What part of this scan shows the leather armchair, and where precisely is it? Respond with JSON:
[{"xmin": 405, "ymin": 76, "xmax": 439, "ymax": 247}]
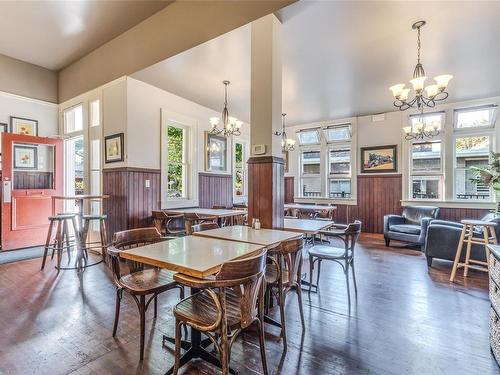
[
  {"xmin": 425, "ymin": 213, "xmax": 500, "ymax": 267},
  {"xmin": 384, "ymin": 206, "xmax": 440, "ymax": 250}
]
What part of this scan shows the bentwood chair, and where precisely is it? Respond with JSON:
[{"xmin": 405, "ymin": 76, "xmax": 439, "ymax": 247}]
[
  {"xmin": 191, "ymin": 222, "xmax": 220, "ymax": 233},
  {"xmin": 308, "ymin": 221, "xmax": 362, "ymax": 309},
  {"xmin": 152, "ymin": 210, "xmax": 186, "ymax": 236},
  {"xmin": 265, "ymin": 237, "xmax": 305, "ymax": 349},
  {"xmin": 172, "ymin": 248, "xmax": 268, "ymax": 375},
  {"xmin": 107, "ymin": 227, "xmax": 185, "ymax": 360},
  {"xmin": 184, "ymin": 212, "xmax": 218, "ymax": 235}
]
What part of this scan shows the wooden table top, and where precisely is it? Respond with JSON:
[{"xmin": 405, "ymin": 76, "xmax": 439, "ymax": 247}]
[
  {"xmin": 193, "ymin": 225, "xmax": 302, "ymax": 247},
  {"xmin": 283, "ymin": 218, "xmax": 335, "ymax": 234},
  {"xmin": 120, "ymin": 235, "xmax": 263, "ymax": 278},
  {"xmin": 165, "ymin": 208, "xmax": 247, "ymax": 218},
  {"xmin": 461, "ymin": 219, "xmax": 497, "ymax": 226},
  {"xmin": 52, "ymin": 194, "xmax": 111, "ymax": 200},
  {"xmin": 285, "ymin": 203, "xmax": 336, "ymax": 210}
]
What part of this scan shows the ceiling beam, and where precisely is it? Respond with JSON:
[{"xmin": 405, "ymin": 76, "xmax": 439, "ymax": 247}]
[{"xmin": 58, "ymin": 0, "xmax": 294, "ymax": 103}]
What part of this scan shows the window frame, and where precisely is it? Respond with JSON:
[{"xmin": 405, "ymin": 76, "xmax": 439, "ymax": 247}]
[
  {"xmin": 233, "ymin": 139, "xmax": 248, "ymax": 200},
  {"xmin": 296, "ymin": 128, "xmax": 321, "ymax": 146},
  {"xmin": 327, "ymin": 143, "xmax": 352, "ymax": 199},
  {"xmin": 409, "ymin": 139, "xmax": 444, "ymax": 201},
  {"xmin": 453, "ymin": 104, "xmax": 498, "ymax": 131},
  {"xmin": 299, "ymin": 147, "xmax": 322, "ymax": 198},
  {"xmin": 165, "ymin": 121, "xmax": 189, "ymax": 200},
  {"xmin": 323, "ymin": 123, "xmax": 352, "ymax": 143}
]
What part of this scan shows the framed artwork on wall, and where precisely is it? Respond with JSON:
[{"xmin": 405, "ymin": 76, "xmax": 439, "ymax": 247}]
[
  {"xmin": 360, "ymin": 145, "xmax": 398, "ymax": 173},
  {"xmin": 104, "ymin": 133, "xmax": 124, "ymax": 163},
  {"xmin": 10, "ymin": 116, "xmax": 38, "ymax": 136},
  {"xmin": 13, "ymin": 145, "xmax": 38, "ymax": 170},
  {"xmin": 205, "ymin": 132, "xmax": 227, "ymax": 172}
]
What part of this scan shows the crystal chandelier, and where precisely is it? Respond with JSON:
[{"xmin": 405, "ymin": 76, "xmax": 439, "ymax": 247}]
[
  {"xmin": 389, "ymin": 21, "xmax": 453, "ymax": 113},
  {"xmin": 209, "ymin": 80, "xmax": 242, "ymax": 137},
  {"xmin": 274, "ymin": 113, "xmax": 295, "ymax": 152}
]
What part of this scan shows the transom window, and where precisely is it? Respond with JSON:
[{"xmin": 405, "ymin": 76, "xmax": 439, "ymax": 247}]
[
  {"xmin": 454, "ymin": 105, "xmax": 497, "ymax": 129},
  {"xmin": 324, "ymin": 124, "xmax": 351, "ymax": 142},
  {"xmin": 64, "ymin": 104, "xmax": 83, "ymax": 133},
  {"xmin": 297, "ymin": 128, "xmax": 320, "ymax": 145}
]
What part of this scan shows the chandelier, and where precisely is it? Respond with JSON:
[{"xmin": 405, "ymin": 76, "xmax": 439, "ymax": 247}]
[
  {"xmin": 274, "ymin": 113, "xmax": 295, "ymax": 152},
  {"xmin": 402, "ymin": 114, "xmax": 440, "ymax": 141},
  {"xmin": 389, "ymin": 20, "xmax": 453, "ymax": 113},
  {"xmin": 209, "ymin": 80, "xmax": 242, "ymax": 137}
]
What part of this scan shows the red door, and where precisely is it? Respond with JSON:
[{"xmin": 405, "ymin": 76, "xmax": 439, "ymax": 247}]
[{"xmin": 1, "ymin": 133, "xmax": 63, "ymax": 250}]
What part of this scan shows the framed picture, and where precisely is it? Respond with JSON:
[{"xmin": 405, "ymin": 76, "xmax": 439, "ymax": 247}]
[
  {"xmin": 13, "ymin": 145, "xmax": 38, "ymax": 170},
  {"xmin": 10, "ymin": 116, "xmax": 38, "ymax": 136},
  {"xmin": 0, "ymin": 122, "xmax": 8, "ymax": 155},
  {"xmin": 205, "ymin": 132, "xmax": 227, "ymax": 172},
  {"xmin": 104, "ymin": 133, "xmax": 124, "ymax": 163},
  {"xmin": 361, "ymin": 145, "xmax": 397, "ymax": 173}
]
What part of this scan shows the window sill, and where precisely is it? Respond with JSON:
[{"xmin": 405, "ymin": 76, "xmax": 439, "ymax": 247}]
[
  {"xmin": 401, "ymin": 199, "xmax": 497, "ymax": 209},
  {"xmin": 294, "ymin": 197, "xmax": 358, "ymax": 206}
]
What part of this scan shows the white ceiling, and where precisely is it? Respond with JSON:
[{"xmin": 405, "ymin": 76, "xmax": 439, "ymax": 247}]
[
  {"xmin": 132, "ymin": 1, "xmax": 500, "ymax": 126},
  {"xmin": 0, "ymin": 0, "xmax": 170, "ymax": 70}
]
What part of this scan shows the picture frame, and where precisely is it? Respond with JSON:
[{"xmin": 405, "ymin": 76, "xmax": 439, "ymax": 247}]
[
  {"xmin": 360, "ymin": 145, "xmax": 397, "ymax": 173},
  {"xmin": 13, "ymin": 145, "xmax": 38, "ymax": 170},
  {"xmin": 10, "ymin": 116, "xmax": 38, "ymax": 136},
  {"xmin": 205, "ymin": 132, "xmax": 227, "ymax": 172},
  {"xmin": 104, "ymin": 133, "xmax": 124, "ymax": 163}
]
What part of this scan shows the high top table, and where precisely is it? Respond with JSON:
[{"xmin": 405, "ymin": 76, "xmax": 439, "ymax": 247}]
[{"xmin": 120, "ymin": 235, "xmax": 264, "ymax": 375}]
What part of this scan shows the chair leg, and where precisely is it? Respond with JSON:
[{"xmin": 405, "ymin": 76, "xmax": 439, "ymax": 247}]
[
  {"xmin": 139, "ymin": 295, "xmax": 146, "ymax": 360},
  {"xmin": 316, "ymin": 259, "xmax": 322, "ymax": 291},
  {"xmin": 351, "ymin": 259, "xmax": 358, "ymax": 296},
  {"xmin": 257, "ymin": 319, "xmax": 268, "ymax": 375},
  {"xmin": 296, "ymin": 284, "xmax": 305, "ymax": 330},
  {"xmin": 100, "ymin": 219, "xmax": 108, "ymax": 263},
  {"xmin": 308, "ymin": 255, "xmax": 314, "ymax": 297},
  {"xmin": 154, "ymin": 295, "xmax": 158, "ymax": 318},
  {"xmin": 426, "ymin": 256, "xmax": 433, "ymax": 267},
  {"xmin": 41, "ymin": 220, "xmax": 54, "ymax": 270},
  {"xmin": 385, "ymin": 238, "xmax": 390, "ymax": 247},
  {"xmin": 63, "ymin": 219, "xmax": 71, "ymax": 263},
  {"xmin": 173, "ymin": 318, "xmax": 182, "ymax": 375},
  {"xmin": 345, "ymin": 261, "xmax": 351, "ymax": 313},
  {"xmin": 55, "ymin": 221, "xmax": 63, "ymax": 270},
  {"xmin": 278, "ymin": 281, "xmax": 287, "ymax": 350},
  {"xmin": 112, "ymin": 288, "xmax": 123, "ymax": 337}
]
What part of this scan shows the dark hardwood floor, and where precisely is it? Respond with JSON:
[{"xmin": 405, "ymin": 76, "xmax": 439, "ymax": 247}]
[{"xmin": 0, "ymin": 234, "xmax": 497, "ymax": 375}]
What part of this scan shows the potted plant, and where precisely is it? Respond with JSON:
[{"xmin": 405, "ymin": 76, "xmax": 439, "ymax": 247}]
[{"xmin": 470, "ymin": 152, "xmax": 500, "ymax": 214}]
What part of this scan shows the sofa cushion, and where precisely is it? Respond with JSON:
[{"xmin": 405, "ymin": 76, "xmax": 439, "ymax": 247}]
[{"xmin": 389, "ymin": 224, "xmax": 421, "ymax": 235}]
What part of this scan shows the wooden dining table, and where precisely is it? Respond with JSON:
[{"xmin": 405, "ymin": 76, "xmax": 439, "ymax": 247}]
[
  {"xmin": 284, "ymin": 203, "xmax": 337, "ymax": 211},
  {"xmin": 283, "ymin": 218, "xmax": 335, "ymax": 234},
  {"xmin": 120, "ymin": 235, "xmax": 264, "ymax": 375},
  {"xmin": 164, "ymin": 207, "xmax": 247, "ymax": 234}
]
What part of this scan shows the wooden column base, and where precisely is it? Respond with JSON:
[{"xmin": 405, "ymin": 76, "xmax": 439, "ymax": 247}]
[{"xmin": 248, "ymin": 156, "xmax": 284, "ymax": 229}]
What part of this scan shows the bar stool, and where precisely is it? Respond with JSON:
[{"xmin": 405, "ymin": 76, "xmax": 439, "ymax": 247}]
[
  {"xmin": 450, "ymin": 219, "xmax": 498, "ymax": 282},
  {"xmin": 41, "ymin": 213, "xmax": 78, "ymax": 270},
  {"xmin": 81, "ymin": 214, "xmax": 109, "ymax": 264}
]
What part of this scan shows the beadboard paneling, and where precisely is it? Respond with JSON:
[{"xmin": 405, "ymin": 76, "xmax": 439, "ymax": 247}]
[{"xmin": 198, "ymin": 173, "xmax": 233, "ymax": 209}]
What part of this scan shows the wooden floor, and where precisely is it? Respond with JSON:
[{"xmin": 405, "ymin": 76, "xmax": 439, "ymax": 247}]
[{"xmin": 0, "ymin": 234, "xmax": 497, "ymax": 375}]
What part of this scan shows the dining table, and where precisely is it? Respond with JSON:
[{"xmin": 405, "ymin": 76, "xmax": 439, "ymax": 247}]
[
  {"xmin": 120, "ymin": 235, "xmax": 264, "ymax": 375},
  {"xmin": 284, "ymin": 203, "xmax": 337, "ymax": 211},
  {"xmin": 51, "ymin": 194, "xmax": 111, "ymax": 271},
  {"xmin": 283, "ymin": 217, "xmax": 335, "ymax": 234},
  {"xmin": 164, "ymin": 207, "xmax": 247, "ymax": 233}
]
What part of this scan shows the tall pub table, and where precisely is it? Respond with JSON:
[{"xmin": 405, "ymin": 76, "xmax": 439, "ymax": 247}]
[{"xmin": 51, "ymin": 194, "xmax": 111, "ymax": 271}]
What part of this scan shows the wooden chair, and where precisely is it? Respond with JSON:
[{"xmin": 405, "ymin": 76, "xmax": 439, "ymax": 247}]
[
  {"xmin": 172, "ymin": 248, "xmax": 268, "ymax": 375},
  {"xmin": 191, "ymin": 222, "xmax": 219, "ymax": 233},
  {"xmin": 184, "ymin": 212, "xmax": 217, "ymax": 235},
  {"xmin": 308, "ymin": 221, "xmax": 362, "ymax": 310},
  {"xmin": 107, "ymin": 227, "xmax": 185, "ymax": 360},
  {"xmin": 265, "ymin": 237, "xmax": 305, "ymax": 349},
  {"xmin": 152, "ymin": 210, "xmax": 186, "ymax": 236},
  {"xmin": 212, "ymin": 205, "xmax": 232, "ymax": 226}
]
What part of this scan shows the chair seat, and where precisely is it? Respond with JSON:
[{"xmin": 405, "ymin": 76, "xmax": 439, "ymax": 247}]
[
  {"xmin": 308, "ymin": 245, "xmax": 351, "ymax": 259},
  {"xmin": 174, "ymin": 289, "xmax": 242, "ymax": 329},
  {"xmin": 120, "ymin": 269, "xmax": 177, "ymax": 294},
  {"xmin": 49, "ymin": 213, "xmax": 76, "ymax": 220},
  {"xmin": 389, "ymin": 224, "xmax": 421, "ymax": 235},
  {"xmin": 82, "ymin": 214, "xmax": 108, "ymax": 220}
]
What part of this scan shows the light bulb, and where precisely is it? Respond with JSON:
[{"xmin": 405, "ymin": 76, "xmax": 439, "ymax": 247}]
[
  {"xmin": 424, "ymin": 125, "xmax": 434, "ymax": 133},
  {"xmin": 410, "ymin": 76, "xmax": 427, "ymax": 92},
  {"xmin": 389, "ymin": 84, "xmax": 406, "ymax": 99},
  {"xmin": 431, "ymin": 121, "xmax": 440, "ymax": 130},
  {"xmin": 399, "ymin": 88, "xmax": 410, "ymax": 101},
  {"xmin": 434, "ymin": 74, "xmax": 453, "ymax": 90},
  {"xmin": 414, "ymin": 122, "xmax": 424, "ymax": 132},
  {"xmin": 235, "ymin": 120, "xmax": 243, "ymax": 129},
  {"xmin": 403, "ymin": 126, "xmax": 412, "ymax": 135},
  {"xmin": 425, "ymin": 84, "xmax": 438, "ymax": 98},
  {"xmin": 209, "ymin": 117, "xmax": 219, "ymax": 126}
]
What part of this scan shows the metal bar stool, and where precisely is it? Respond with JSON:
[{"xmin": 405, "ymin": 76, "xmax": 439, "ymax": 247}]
[
  {"xmin": 450, "ymin": 219, "xmax": 498, "ymax": 282},
  {"xmin": 80, "ymin": 214, "xmax": 109, "ymax": 265},
  {"xmin": 41, "ymin": 213, "xmax": 79, "ymax": 270}
]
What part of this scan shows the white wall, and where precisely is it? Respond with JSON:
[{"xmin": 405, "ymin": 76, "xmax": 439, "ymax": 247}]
[{"xmin": 0, "ymin": 90, "xmax": 58, "ymax": 137}]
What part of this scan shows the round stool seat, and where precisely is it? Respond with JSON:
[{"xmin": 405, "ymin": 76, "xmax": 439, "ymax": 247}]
[
  {"xmin": 82, "ymin": 214, "xmax": 108, "ymax": 220},
  {"xmin": 49, "ymin": 213, "xmax": 76, "ymax": 221},
  {"xmin": 461, "ymin": 219, "xmax": 497, "ymax": 227}
]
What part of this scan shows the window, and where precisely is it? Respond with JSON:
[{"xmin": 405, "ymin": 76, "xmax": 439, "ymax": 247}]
[
  {"xmin": 329, "ymin": 179, "xmax": 351, "ymax": 198},
  {"xmin": 454, "ymin": 105, "xmax": 497, "ymax": 129},
  {"xmin": 166, "ymin": 123, "xmax": 188, "ymax": 199},
  {"xmin": 410, "ymin": 141, "xmax": 443, "ymax": 199},
  {"xmin": 297, "ymin": 128, "xmax": 320, "ymax": 145},
  {"xmin": 328, "ymin": 147, "xmax": 351, "ymax": 198},
  {"xmin": 64, "ymin": 104, "xmax": 83, "ymax": 133},
  {"xmin": 90, "ymin": 100, "xmax": 100, "ymax": 127},
  {"xmin": 234, "ymin": 142, "xmax": 245, "ymax": 197},
  {"xmin": 300, "ymin": 150, "xmax": 321, "ymax": 197},
  {"xmin": 454, "ymin": 136, "xmax": 491, "ymax": 200},
  {"xmin": 324, "ymin": 124, "xmax": 351, "ymax": 142}
]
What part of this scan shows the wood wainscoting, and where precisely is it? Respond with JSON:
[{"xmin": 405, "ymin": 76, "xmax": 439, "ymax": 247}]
[
  {"xmin": 284, "ymin": 173, "xmax": 490, "ymax": 234},
  {"xmin": 102, "ymin": 167, "xmax": 160, "ymax": 238},
  {"xmin": 284, "ymin": 176, "xmax": 294, "ymax": 204},
  {"xmin": 198, "ymin": 173, "xmax": 233, "ymax": 208}
]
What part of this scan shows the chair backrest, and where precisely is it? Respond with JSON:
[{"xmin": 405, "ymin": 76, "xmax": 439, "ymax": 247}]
[
  {"xmin": 344, "ymin": 220, "xmax": 362, "ymax": 253},
  {"xmin": 276, "ymin": 238, "xmax": 304, "ymax": 287},
  {"xmin": 214, "ymin": 248, "xmax": 267, "ymax": 329},
  {"xmin": 402, "ymin": 206, "xmax": 440, "ymax": 225},
  {"xmin": 191, "ymin": 222, "xmax": 219, "ymax": 233},
  {"xmin": 107, "ymin": 227, "xmax": 166, "ymax": 284},
  {"xmin": 212, "ymin": 205, "xmax": 227, "ymax": 209}
]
